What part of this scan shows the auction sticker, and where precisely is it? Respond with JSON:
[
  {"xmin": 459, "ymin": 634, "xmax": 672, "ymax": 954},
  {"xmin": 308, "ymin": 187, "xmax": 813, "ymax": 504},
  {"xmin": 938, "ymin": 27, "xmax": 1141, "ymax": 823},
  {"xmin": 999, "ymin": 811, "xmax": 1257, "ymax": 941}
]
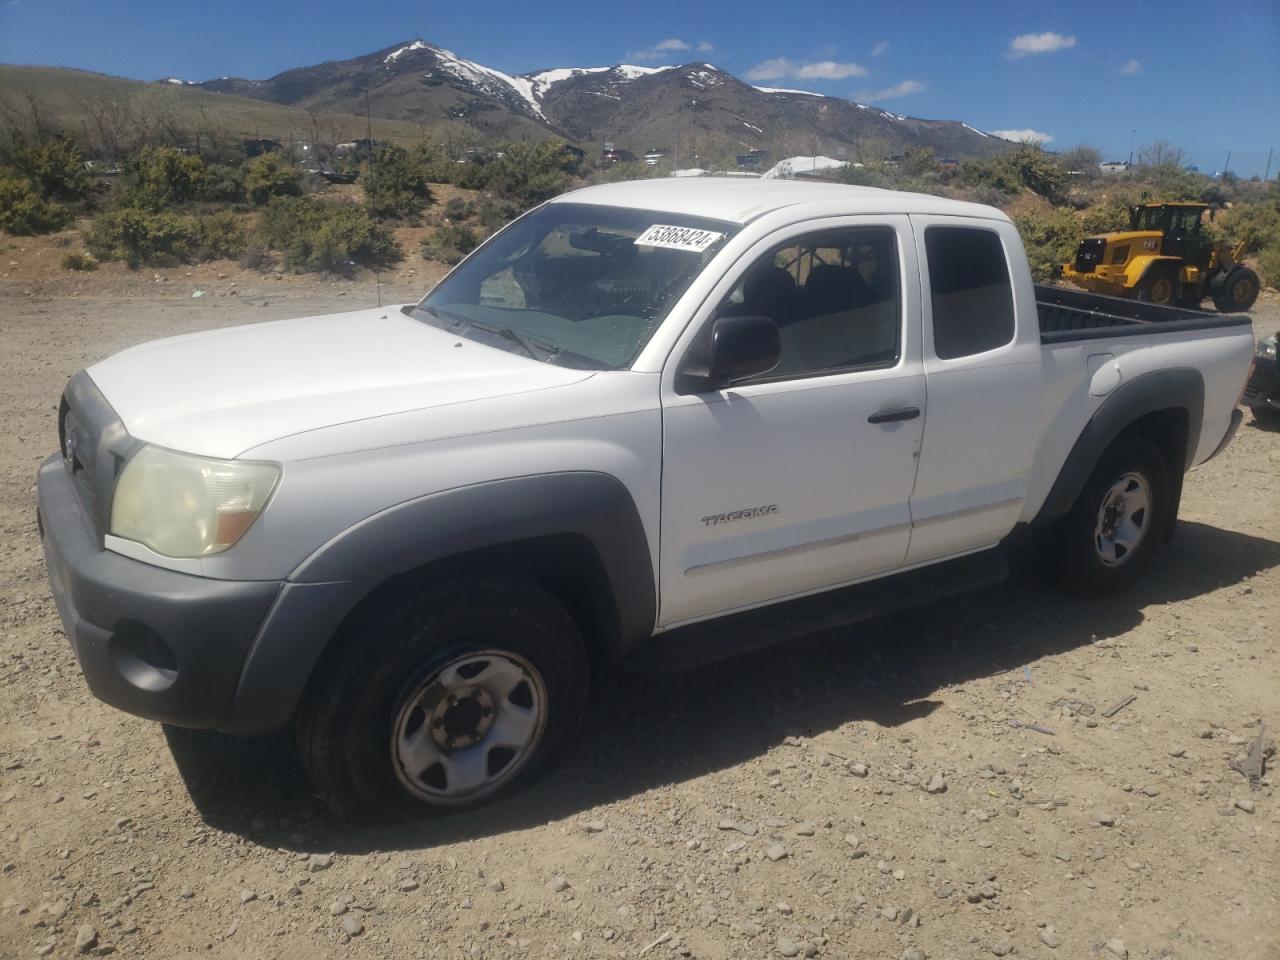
[{"xmin": 634, "ymin": 224, "xmax": 725, "ymax": 253}]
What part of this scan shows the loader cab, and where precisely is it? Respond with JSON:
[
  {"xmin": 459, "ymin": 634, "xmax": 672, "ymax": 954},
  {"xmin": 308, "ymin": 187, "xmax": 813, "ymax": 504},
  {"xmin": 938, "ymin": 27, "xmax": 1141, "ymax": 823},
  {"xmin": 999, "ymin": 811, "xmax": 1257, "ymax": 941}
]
[{"xmin": 1129, "ymin": 203, "xmax": 1210, "ymax": 264}]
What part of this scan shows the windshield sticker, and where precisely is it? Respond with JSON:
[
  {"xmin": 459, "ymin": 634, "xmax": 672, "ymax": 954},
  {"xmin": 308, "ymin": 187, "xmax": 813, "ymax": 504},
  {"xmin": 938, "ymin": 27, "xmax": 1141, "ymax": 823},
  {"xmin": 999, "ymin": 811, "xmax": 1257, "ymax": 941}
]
[{"xmin": 634, "ymin": 224, "xmax": 725, "ymax": 253}]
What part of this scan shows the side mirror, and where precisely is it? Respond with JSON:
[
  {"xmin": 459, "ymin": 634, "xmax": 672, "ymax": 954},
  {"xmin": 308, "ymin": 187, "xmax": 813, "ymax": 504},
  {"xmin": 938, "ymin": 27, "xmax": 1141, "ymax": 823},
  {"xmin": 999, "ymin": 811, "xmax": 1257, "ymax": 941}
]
[
  {"xmin": 676, "ymin": 314, "xmax": 782, "ymax": 394},
  {"xmin": 707, "ymin": 314, "xmax": 781, "ymax": 384}
]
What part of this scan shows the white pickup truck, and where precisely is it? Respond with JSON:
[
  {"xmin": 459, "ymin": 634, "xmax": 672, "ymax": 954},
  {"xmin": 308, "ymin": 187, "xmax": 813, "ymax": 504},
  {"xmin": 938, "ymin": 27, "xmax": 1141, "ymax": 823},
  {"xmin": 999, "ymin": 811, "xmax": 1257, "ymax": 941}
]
[{"xmin": 38, "ymin": 179, "xmax": 1255, "ymax": 817}]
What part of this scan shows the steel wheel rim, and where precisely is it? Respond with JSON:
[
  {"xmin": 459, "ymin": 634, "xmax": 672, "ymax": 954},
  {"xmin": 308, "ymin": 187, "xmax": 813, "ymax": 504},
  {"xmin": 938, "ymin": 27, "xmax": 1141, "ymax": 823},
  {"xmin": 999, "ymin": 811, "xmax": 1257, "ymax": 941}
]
[
  {"xmin": 1150, "ymin": 277, "xmax": 1173, "ymax": 302},
  {"xmin": 1093, "ymin": 471, "xmax": 1151, "ymax": 567},
  {"xmin": 391, "ymin": 650, "xmax": 547, "ymax": 805},
  {"xmin": 1232, "ymin": 277, "xmax": 1253, "ymax": 304}
]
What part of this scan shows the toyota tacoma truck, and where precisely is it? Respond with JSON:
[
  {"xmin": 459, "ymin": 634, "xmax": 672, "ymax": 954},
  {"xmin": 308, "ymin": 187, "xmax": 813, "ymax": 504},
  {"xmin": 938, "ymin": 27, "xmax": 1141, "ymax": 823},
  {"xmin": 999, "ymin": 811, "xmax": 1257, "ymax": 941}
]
[{"xmin": 37, "ymin": 179, "xmax": 1255, "ymax": 817}]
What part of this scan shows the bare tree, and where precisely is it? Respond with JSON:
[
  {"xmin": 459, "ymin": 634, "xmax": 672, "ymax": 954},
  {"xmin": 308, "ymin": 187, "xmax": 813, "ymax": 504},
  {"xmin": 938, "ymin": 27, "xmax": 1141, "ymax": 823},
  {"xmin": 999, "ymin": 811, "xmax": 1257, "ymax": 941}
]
[{"xmin": 1137, "ymin": 140, "xmax": 1180, "ymax": 169}]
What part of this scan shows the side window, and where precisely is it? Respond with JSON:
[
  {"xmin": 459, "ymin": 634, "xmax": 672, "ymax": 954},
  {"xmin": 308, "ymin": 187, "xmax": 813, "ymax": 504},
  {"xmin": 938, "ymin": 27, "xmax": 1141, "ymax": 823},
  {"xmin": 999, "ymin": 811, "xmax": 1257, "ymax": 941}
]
[
  {"xmin": 715, "ymin": 226, "xmax": 901, "ymax": 378},
  {"xmin": 924, "ymin": 226, "xmax": 1015, "ymax": 360}
]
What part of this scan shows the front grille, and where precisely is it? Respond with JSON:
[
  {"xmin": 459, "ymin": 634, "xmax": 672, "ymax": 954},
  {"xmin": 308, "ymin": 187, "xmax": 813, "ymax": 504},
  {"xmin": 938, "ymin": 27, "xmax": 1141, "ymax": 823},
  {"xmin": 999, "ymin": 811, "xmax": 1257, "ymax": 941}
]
[
  {"xmin": 1074, "ymin": 238, "xmax": 1106, "ymax": 274},
  {"xmin": 57, "ymin": 372, "xmax": 142, "ymax": 543}
]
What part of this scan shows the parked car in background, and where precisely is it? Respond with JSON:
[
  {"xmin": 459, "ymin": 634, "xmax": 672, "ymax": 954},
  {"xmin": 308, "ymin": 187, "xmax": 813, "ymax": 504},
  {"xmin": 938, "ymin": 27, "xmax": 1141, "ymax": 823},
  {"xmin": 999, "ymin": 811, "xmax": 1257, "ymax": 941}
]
[{"xmin": 1244, "ymin": 330, "xmax": 1279, "ymax": 423}]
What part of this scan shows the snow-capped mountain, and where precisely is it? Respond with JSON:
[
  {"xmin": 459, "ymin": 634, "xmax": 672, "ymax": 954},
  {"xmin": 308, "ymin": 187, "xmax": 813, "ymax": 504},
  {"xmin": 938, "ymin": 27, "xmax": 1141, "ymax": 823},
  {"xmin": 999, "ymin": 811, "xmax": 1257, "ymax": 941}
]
[{"xmin": 182, "ymin": 40, "xmax": 1004, "ymax": 161}]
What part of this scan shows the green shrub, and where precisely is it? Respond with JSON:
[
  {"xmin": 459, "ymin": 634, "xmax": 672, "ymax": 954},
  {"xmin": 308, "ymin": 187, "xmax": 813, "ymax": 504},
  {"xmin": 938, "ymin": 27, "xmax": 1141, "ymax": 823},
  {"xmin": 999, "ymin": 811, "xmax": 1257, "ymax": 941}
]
[
  {"xmin": 969, "ymin": 185, "xmax": 1007, "ymax": 208},
  {"xmin": 0, "ymin": 173, "xmax": 74, "ymax": 234},
  {"xmin": 200, "ymin": 163, "xmax": 247, "ymax": 203},
  {"xmin": 481, "ymin": 141, "xmax": 573, "ymax": 210},
  {"xmin": 1209, "ymin": 193, "xmax": 1280, "ymax": 254},
  {"xmin": 1258, "ymin": 245, "xmax": 1280, "ymax": 290},
  {"xmin": 192, "ymin": 211, "xmax": 248, "ymax": 261},
  {"xmin": 1080, "ymin": 192, "xmax": 1139, "ymax": 235},
  {"xmin": 242, "ymin": 153, "xmax": 301, "ymax": 206},
  {"xmin": 363, "ymin": 144, "xmax": 433, "ymax": 220},
  {"xmin": 255, "ymin": 196, "xmax": 401, "ymax": 272},
  {"xmin": 443, "ymin": 196, "xmax": 473, "ymax": 221},
  {"xmin": 832, "ymin": 164, "xmax": 888, "ymax": 188},
  {"xmin": 962, "ymin": 143, "xmax": 1067, "ymax": 202},
  {"xmin": 8, "ymin": 135, "xmax": 92, "ymax": 202},
  {"xmin": 85, "ymin": 207, "xmax": 193, "ymax": 268},
  {"xmin": 1131, "ymin": 163, "xmax": 1210, "ymax": 202},
  {"xmin": 421, "ymin": 223, "xmax": 478, "ymax": 264},
  {"xmin": 1014, "ymin": 206, "xmax": 1082, "ymax": 282},
  {"xmin": 60, "ymin": 251, "xmax": 97, "ymax": 271},
  {"xmin": 475, "ymin": 196, "xmax": 521, "ymax": 231},
  {"xmin": 118, "ymin": 146, "xmax": 208, "ymax": 211},
  {"xmin": 587, "ymin": 161, "xmax": 660, "ymax": 185}
]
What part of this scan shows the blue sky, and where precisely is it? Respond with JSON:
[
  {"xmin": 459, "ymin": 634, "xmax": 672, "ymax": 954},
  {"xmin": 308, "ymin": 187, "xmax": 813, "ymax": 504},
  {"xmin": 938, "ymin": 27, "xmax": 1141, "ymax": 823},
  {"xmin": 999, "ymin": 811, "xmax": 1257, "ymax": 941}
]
[{"xmin": 3, "ymin": 0, "xmax": 1278, "ymax": 177}]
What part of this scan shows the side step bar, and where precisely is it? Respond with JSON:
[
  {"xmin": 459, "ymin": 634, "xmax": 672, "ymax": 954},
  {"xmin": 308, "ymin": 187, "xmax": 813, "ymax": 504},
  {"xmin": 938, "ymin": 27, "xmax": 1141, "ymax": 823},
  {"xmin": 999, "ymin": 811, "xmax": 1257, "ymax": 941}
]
[{"xmin": 626, "ymin": 550, "xmax": 1009, "ymax": 674}]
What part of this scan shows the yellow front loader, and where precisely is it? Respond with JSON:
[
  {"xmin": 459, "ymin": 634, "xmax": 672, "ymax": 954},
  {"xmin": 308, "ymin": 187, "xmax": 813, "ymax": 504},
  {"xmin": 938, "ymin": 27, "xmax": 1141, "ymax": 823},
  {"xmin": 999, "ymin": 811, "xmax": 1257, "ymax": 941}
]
[{"xmin": 1060, "ymin": 202, "xmax": 1259, "ymax": 312}]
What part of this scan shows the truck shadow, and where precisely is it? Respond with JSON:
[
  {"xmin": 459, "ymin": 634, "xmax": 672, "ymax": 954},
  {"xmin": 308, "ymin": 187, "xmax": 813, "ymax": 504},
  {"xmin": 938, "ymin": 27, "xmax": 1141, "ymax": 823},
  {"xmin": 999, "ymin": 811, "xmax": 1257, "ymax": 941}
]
[{"xmin": 164, "ymin": 519, "xmax": 1280, "ymax": 853}]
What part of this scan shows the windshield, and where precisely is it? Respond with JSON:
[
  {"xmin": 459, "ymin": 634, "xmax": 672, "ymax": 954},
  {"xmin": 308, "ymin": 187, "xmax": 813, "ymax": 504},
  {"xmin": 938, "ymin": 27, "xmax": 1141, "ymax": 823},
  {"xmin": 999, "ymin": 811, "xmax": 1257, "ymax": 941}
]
[
  {"xmin": 412, "ymin": 202, "xmax": 737, "ymax": 370},
  {"xmin": 1130, "ymin": 206, "xmax": 1166, "ymax": 231}
]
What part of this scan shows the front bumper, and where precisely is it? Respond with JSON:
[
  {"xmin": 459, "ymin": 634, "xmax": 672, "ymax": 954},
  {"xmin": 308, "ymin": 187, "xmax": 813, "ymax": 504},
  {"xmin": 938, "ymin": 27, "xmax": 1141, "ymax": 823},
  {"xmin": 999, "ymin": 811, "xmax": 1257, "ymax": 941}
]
[
  {"xmin": 37, "ymin": 453, "xmax": 282, "ymax": 730},
  {"xmin": 1059, "ymin": 267, "xmax": 1129, "ymax": 298}
]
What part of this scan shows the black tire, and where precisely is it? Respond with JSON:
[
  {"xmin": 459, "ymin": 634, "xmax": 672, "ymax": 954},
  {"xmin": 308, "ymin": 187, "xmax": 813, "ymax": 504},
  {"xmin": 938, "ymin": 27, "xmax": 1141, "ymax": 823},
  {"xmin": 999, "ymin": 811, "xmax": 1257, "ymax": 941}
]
[
  {"xmin": 1042, "ymin": 437, "xmax": 1171, "ymax": 596},
  {"xmin": 1212, "ymin": 266, "xmax": 1260, "ymax": 312},
  {"xmin": 297, "ymin": 578, "xmax": 588, "ymax": 819},
  {"xmin": 1137, "ymin": 265, "xmax": 1181, "ymax": 306}
]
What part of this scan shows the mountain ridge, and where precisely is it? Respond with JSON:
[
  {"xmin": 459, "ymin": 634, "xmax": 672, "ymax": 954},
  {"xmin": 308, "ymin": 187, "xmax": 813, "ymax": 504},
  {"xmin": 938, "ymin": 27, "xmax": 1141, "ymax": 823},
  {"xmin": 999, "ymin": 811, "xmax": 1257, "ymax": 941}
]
[{"xmin": 174, "ymin": 38, "xmax": 1008, "ymax": 163}]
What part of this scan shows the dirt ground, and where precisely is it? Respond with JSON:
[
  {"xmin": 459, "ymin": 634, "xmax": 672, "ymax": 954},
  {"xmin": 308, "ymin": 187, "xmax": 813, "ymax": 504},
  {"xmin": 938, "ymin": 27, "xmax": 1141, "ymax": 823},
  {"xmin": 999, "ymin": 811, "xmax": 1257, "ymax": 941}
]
[{"xmin": 0, "ymin": 266, "xmax": 1277, "ymax": 960}]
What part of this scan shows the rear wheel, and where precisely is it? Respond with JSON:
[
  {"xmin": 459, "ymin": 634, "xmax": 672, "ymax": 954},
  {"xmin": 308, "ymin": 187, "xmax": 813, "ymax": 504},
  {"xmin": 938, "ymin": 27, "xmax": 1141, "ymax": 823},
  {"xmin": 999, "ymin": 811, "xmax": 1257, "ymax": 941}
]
[
  {"xmin": 1212, "ymin": 266, "xmax": 1260, "ymax": 312},
  {"xmin": 1137, "ymin": 265, "xmax": 1181, "ymax": 306},
  {"xmin": 297, "ymin": 578, "xmax": 588, "ymax": 819},
  {"xmin": 1042, "ymin": 437, "xmax": 1171, "ymax": 595}
]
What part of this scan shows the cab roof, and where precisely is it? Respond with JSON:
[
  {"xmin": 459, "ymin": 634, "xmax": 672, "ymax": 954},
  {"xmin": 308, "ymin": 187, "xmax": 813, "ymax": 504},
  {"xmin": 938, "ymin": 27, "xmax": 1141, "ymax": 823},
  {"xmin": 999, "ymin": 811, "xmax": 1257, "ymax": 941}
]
[{"xmin": 553, "ymin": 176, "xmax": 1011, "ymax": 226}]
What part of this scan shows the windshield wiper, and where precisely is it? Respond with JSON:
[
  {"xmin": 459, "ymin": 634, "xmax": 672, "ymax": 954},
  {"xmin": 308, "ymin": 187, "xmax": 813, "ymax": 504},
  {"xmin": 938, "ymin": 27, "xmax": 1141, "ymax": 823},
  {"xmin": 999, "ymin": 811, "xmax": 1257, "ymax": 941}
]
[
  {"xmin": 466, "ymin": 320, "xmax": 560, "ymax": 362},
  {"xmin": 414, "ymin": 305, "xmax": 560, "ymax": 363}
]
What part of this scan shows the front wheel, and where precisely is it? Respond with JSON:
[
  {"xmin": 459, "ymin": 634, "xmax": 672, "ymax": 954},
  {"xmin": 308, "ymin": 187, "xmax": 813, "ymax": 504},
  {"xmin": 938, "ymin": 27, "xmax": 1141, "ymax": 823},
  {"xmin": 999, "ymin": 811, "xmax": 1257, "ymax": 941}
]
[
  {"xmin": 297, "ymin": 578, "xmax": 588, "ymax": 818},
  {"xmin": 1137, "ymin": 266, "xmax": 1180, "ymax": 306},
  {"xmin": 1042, "ymin": 437, "xmax": 1171, "ymax": 595}
]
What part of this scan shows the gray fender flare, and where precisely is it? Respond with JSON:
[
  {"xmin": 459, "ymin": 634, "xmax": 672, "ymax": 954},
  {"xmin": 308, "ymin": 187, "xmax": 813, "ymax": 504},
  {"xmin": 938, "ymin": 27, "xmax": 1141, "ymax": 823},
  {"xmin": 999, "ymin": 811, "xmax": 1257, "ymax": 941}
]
[
  {"xmin": 1031, "ymin": 368, "xmax": 1203, "ymax": 529},
  {"xmin": 225, "ymin": 472, "xmax": 655, "ymax": 734}
]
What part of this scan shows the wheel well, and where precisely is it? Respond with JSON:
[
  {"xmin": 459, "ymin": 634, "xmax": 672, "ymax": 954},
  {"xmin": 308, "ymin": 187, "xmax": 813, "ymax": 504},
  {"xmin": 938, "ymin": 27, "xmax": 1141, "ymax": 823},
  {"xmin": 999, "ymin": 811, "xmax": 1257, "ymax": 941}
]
[
  {"xmin": 1139, "ymin": 260, "xmax": 1180, "ymax": 285},
  {"xmin": 323, "ymin": 535, "xmax": 623, "ymax": 675}
]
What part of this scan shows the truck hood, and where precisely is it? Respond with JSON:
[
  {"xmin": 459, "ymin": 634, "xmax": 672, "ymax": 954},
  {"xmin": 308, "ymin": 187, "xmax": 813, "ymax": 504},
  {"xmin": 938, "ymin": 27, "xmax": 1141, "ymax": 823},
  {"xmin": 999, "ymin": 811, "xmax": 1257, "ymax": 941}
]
[{"xmin": 87, "ymin": 306, "xmax": 594, "ymax": 459}]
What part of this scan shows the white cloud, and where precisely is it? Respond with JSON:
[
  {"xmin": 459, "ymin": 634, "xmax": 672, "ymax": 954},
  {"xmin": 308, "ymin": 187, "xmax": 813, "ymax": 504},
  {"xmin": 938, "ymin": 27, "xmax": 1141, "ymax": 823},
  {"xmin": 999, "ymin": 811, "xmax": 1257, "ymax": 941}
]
[
  {"xmin": 1120, "ymin": 58, "xmax": 1141, "ymax": 75},
  {"xmin": 990, "ymin": 128, "xmax": 1054, "ymax": 144},
  {"xmin": 746, "ymin": 57, "xmax": 865, "ymax": 81},
  {"xmin": 853, "ymin": 79, "xmax": 925, "ymax": 102},
  {"xmin": 1007, "ymin": 32, "xmax": 1077, "ymax": 58},
  {"xmin": 794, "ymin": 60, "xmax": 867, "ymax": 80},
  {"xmin": 628, "ymin": 37, "xmax": 705, "ymax": 61},
  {"xmin": 871, "ymin": 40, "xmax": 890, "ymax": 57},
  {"xmin": 745, "ymin": 58, "xmax": 793, "ymax": 81}
]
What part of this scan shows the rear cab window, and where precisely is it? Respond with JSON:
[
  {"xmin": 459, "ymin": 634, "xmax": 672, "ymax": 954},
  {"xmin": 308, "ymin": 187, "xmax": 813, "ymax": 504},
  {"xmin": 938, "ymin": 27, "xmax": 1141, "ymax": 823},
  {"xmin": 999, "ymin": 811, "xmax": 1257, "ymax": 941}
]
[{"xmin": 924, "ymin": 225, "xmax": 1015, "ymax": 359}]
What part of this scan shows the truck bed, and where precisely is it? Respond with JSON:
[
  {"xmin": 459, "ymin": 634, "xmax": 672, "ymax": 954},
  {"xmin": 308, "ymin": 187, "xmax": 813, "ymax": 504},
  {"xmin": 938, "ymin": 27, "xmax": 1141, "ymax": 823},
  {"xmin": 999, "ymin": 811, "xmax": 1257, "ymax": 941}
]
[{"xmin": 1036, "ymin": 284, "xmax": 1252, "ymax": 344}]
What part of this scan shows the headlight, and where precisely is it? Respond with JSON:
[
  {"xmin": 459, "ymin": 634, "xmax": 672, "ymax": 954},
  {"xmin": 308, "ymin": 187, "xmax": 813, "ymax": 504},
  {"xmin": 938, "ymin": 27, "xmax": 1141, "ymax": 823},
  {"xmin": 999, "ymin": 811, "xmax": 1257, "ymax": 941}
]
[
  {"xmin": 110, "ymin": 446, "xmax": 280, "ymax": 558},
  {"xmin": 1258, "ymin": 335, "xmax": 1278, "ymax": 362}
]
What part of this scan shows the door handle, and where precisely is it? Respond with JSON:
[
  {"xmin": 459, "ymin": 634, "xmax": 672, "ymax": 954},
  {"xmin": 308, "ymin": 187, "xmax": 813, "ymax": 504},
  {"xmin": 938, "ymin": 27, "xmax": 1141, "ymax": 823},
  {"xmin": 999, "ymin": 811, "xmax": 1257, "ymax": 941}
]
[{"xmin": 868, "ymin": 406, "xmax": 921, "ymax": 424}]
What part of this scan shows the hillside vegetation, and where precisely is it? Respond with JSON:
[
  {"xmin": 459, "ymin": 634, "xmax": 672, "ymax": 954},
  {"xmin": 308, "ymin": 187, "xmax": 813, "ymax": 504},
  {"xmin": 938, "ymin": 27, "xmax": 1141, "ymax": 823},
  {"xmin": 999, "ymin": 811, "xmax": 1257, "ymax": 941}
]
[{"xmin": 1, "ymin": 110, "xmax": 1276, "ymax": 293}]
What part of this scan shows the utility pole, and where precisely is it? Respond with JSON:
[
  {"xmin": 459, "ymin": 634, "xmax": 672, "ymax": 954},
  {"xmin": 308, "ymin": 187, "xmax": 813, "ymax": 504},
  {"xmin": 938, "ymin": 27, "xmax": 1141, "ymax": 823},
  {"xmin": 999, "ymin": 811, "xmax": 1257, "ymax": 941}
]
[
  {"xmin": 1128, "ymin": 129, "xmax": 1135, "ymax": 167},
  {"xmin": 1264, "ymin": 146, "xmax": 1273, "ymax": 182}
]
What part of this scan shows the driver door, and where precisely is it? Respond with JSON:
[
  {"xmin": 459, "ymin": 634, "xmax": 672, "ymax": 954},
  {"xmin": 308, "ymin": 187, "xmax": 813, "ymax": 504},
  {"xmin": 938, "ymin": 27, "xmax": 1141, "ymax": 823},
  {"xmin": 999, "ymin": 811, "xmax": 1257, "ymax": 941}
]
[{"xmin": 658, "ymin": 217, "xmax": 925, "ymax": 628}]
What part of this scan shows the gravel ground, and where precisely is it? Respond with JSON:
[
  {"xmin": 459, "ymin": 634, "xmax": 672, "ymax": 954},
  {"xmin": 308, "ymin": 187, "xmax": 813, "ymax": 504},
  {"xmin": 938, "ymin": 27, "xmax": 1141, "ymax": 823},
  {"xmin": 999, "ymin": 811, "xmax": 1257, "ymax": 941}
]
[{"xmin": 1, "ymin": 273, "xmax": 1277, "ymax": 960}]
